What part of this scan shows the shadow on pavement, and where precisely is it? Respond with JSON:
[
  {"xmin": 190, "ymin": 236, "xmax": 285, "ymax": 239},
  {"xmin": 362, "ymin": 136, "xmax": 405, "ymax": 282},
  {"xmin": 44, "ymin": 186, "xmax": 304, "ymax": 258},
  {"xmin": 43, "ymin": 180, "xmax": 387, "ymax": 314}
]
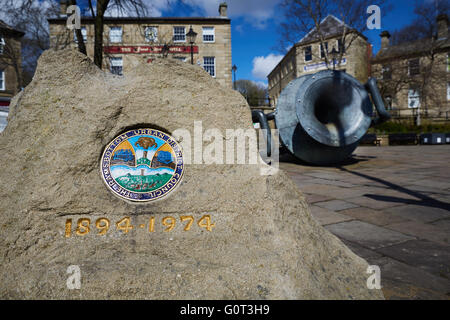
[
  {"xmin": 337, "ymin": 167, "xmax": 450, "ymax": 212},
  {"xmin": 279, "ymin": 151, "xmax": 372, "ymax": 167}
]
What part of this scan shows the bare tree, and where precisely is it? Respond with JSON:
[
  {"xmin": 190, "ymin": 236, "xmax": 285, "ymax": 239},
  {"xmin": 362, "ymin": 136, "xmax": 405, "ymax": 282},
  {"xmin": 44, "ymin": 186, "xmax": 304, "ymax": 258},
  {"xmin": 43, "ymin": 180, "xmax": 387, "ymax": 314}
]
[
  {"xmin": 376, "ymin": 0, "xmax": 450, "ymax": 124},
  {"xmin": 0, "ymin": 0, "xmax": 61, "ymax": 87},
  {"xmin": 235, "ymin": 80, "xmax": 268, "ymax": 107},
  {"xmin": 277, "ymin": 0, "xmax": 391, "ymax": 67},
  {"xmin": 0, "ymin": 31, "xmax": 23, "ymax": 91},
  {"xmin": 391, "ymin": 0, "xmax": 450, "ymax": 45},
  {"xmin": 81, "ymin": 0, "xmax": 150, "ymax": 68}
]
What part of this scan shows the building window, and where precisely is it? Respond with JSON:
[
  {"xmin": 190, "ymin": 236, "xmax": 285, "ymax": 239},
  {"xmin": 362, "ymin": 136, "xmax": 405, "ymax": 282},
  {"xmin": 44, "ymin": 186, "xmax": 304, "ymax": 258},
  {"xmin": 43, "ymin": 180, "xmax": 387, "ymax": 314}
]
[
  {"xmin": 384, "ymin": 95, "xmax": 393, "ymax": 110},
  {"xmin": 73, "ymin": 26, "xmax": 87, "ymax": 43},
  {"xmin": 320, "ymin": 42, "xmax": 328, "ymax": 59},
  {"xmin": 408, "ymin": 59, "xmax": 420, "ymax": 76},
  {"xmin": 382, "ymin": 64, "xmax": 392, "ymax": 80},
  {"xmin": 110, "ymin": 57, "xmax": 123, "ymax": 75},
  {"xmin": 447, "ymin": 82, "xmax": 450, "ymax": 100},
  {"xmin": 109, "ymin": 26, "xmax": 122, "ymax": 43},
  {"xmin": 173, "ymin": 26, "xmax": 186, "ymax": 42},
  {"xmin": 144, "ymin": 26, "xmax": 158, "ymax": 42},
  {"xmin": 0, "ymin": 37, "xmax": 4, "ymax": 54},
  {"xmin": 203, "ymin": 56, "xmax": 215, "ymax": 77},
  {"xmin": 0, "ymin": 70, "xmax": 4, "ymax": 90},
  {"xmin": 173, "ymin": 56, "xmax": 187, "ymax": 62},
  {"xmin": 447, "ymin": 54, "xmax": 450, "ymax": 72},
  {"xmin": 337, "ymin": 39, "xmax": 345, "ymax": 53},
  {"xmin": 408, "ymin": 88, "xmax": 420, "ymax": 108},
  {"xmin": 0, "ymin": 109, "xmax": 7, "ymax": 133},
  {"xmin": 304, "ymin": 46, "xmax": 312, "ymax": 61},
  {"xmin": 202, "ymin": 27, "xmax": 215, "ymax": 42}
]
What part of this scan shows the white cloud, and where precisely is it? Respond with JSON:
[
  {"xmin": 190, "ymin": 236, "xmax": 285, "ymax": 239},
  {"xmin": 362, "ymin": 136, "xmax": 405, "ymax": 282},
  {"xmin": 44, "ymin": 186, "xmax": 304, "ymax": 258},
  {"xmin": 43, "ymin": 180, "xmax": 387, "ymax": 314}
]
[
  {"xmin": 105, "ymin": 0, "xmax": 177, "ymax": 17},
  {"xmin": 252, "ymin": 54, "xmax": 283, "ymax": 80},
  {"xmin": 253, "ymin": 80, "xmax": 268, "ymax": 89},
  {"xmin": 184, "ymin": 0, "xmax": 282, "ymax": 28}
]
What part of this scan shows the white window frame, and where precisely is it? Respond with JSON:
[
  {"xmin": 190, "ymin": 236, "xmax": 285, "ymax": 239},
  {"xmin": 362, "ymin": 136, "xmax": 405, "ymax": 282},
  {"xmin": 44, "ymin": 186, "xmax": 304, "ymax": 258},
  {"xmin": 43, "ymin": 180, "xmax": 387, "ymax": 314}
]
[
  {"xmin": 173, "ymin": 26, "xmax": 186, "ymax": 43},
  {"xmin": 202, "ymin": 27, "xmax": 215, "ymax": 43},
  {"xmin": 408, "ymin": 88, "xmax": 420, "ymax": 109},
  {"xmin": 304, "ymin": 45, "xmax": 312, "ymax": 62},
  {"xmin": 109, "ymin": 26, "xmax": 123, "ymax": 43},
  {"xmin": 382, "ymin": 64, "xmax": 392, "ymax": 80},
  {"xmin": 110, "ymin": 57, "xmax": 123, "ymax": 75},
  {"xmin": 408, "ymin": 58, "xmax": 420, "ymax": 76},
  {"xmin": 0, "ymin": 37, "xmax": 4, "ymax": 54},
  {"xmin": 73, "ymin": 26, "xmax": 87, "ymax": 43},
  {"xmin": 336, "ymin": 39, "xmax": 345, "ymax": 53},
  {"xmin": 0, "ymin": 110, "xmax": 7, "ymax": 133},
  {"xmin": 203, "ymin": 56, "xmax": 216, "ymax": 77},
  {"xmin": 144, "ymin": 26, "xmax": 158, "ymax": 42},
  {"xmin": 447, "ymin": 82, "xmax": 450, "ymax": 101},
  {"xmin": 447, "ymin": 54, "xmax": 450, "ymax": 72},
  {"xmin": 320, "ymin": 42, "xmax": 328, "ymax": 59},
  {"xmin": 0, "ymin": 70, "xmax": 4, "ymax": 90}
]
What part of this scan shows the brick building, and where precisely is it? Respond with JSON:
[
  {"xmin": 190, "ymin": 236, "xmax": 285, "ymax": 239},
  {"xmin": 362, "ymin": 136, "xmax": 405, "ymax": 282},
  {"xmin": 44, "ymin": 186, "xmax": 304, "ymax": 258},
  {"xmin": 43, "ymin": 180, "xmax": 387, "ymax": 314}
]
[
  {"xmin": 268, "ymin": 15, "xmax": 372, "ymax": 107},
  {"xmin": 0, "ymin": 20, "xmax": 24, "ymax": 133},
  {"xmin": 48, "ymin": 2, "xmax": 232, "ymax": 88},
  {"xmin": 371, "ymin": 15, "xmax": 450, "ymax": 124}
]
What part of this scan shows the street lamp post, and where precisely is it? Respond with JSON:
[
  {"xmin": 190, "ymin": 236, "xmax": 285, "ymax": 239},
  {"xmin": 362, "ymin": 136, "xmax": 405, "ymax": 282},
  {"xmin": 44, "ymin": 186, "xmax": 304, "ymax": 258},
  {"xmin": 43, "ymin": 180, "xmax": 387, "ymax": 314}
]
[
  {"xmin": 232, "ymin": 64, "xmax": 237, "ymax": 89},
  {"xmin": 186, "ymin": 26, "xmax": 197, "ymax": 65}
]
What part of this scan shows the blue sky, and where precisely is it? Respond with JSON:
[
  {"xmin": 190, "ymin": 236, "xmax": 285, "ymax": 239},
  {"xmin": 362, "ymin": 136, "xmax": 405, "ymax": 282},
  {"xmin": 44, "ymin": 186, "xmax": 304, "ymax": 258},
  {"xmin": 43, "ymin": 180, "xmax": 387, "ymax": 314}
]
[
  {"xmin": 156, "ymin": 0, "xmax": 420, "ymax": 87},
  {"xmin": 77, "ymin": 0, "xmax": 427, "ymax": 86}
]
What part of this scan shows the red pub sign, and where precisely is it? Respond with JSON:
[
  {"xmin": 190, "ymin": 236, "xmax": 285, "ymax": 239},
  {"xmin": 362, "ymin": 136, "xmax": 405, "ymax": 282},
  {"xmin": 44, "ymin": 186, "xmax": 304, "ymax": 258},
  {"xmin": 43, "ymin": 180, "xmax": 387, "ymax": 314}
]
[{"xmin": 104, "ymin": 45, "xmax": 199, "ymax": 54}]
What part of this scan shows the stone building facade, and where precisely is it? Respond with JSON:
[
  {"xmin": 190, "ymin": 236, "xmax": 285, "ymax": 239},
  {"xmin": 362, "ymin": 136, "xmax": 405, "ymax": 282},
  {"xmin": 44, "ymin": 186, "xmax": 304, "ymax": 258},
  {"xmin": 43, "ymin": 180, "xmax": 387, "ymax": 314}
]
[
  {"xmin": 371, "ymin": 15, "xmax": 450, "ymax": 124},
  {"xmin": 0, "ymin": 20, "xmax": 24, "ymax": 133},
  {"xmin": 268, "ymin": 15, "xmax": 371, "ymax": 107},
  {"xmin": 48, "ymin": 2, "xmax": 232, "ymax": 88}
]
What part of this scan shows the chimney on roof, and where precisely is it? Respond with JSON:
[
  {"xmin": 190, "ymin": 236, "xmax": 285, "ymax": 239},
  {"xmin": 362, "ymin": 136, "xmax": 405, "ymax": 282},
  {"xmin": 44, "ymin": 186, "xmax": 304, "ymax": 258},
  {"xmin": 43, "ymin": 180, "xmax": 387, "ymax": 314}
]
[
  {"xmin": 219, "ymin": 2, "xmax": 228, "ymax": 17},
  {"xmin": 380, "ymin": 31, "xmax": 391, "ymax": 49},
  {"xmin": 437, "ymin": 14, "xmax": 448, "ymax": 40},
  {"xmin": 60, "ymin": 0, "xmax": 68, "ymax": 17}
]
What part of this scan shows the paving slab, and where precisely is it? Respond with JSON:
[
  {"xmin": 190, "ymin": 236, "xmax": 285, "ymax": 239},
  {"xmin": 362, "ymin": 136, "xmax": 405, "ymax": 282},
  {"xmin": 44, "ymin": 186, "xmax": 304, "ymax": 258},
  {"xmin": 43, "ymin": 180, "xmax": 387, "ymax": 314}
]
[
  {"xmin": 281, "ymin": 145, "xmax": 450, "ymax": 300},
  {"xmin": 409, "ymin": 179, "xmax": 450, "ymax": 190},
  {"xmin": 309, "ymin": 205, "xmax": 354, "ymax": 226},
  {"xmin": 384, "ymin": 204, "xmax": 450, "ymax": 223},
  {"xmin": 372, "ymin": 257, "xmax": 450, "ymax": 300},
  {"xmin": 325, "ymin": 220, "xmax": 415, "ymax": 250},
  {"xmin": 403, "ymin": 184, "xmax": 449, "ymax": 194},
  {"xmin": 315, "ymin": 199, "xmax": 360, "ymax": 211},
  {"xmin": 346, "ymin": 195, "xmax": 404, "ymax": 210},
  {"xmin": 303, "ymin": 193, "xmax": 335, "ymax": 204},
  {"xmin": 340, "ymin": 239, "xmax": 383, "ymax": 260},
  {"xmin": 301, "ymin": 178, "xmax": 356, "ymax": 188},
  {"xmin": 300, "ymin": 184, "xmax": 370, "ymax": 199},
  {"xmin": 375, "ymin": 240, "xmax": 450, "ymax": 279},
  {"xmin": 339, "ymin": 207, "xmax": 408, "ymax": 226},
  {"xmin": 430, "ymin": 219, "xmax": 450, "ymax": 233},
  {"xmin": 384, "ymin": 221, "xmax": 450, "ymax": 246}
]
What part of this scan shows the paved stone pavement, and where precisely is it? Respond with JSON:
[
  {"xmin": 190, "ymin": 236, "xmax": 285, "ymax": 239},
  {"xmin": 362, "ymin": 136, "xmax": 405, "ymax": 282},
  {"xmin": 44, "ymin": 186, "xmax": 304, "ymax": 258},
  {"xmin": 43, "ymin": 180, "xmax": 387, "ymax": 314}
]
[{"xmin": 280, "ymin": 145, "xmax": 450, "ymax": 300}]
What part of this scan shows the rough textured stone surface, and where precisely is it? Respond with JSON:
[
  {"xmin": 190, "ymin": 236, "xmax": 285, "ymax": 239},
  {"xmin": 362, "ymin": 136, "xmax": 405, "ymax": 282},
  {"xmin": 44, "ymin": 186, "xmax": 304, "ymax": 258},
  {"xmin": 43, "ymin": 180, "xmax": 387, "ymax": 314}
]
[{"xmin": 0, "ymin": 49, "xmax": 383, "ymax": 299}]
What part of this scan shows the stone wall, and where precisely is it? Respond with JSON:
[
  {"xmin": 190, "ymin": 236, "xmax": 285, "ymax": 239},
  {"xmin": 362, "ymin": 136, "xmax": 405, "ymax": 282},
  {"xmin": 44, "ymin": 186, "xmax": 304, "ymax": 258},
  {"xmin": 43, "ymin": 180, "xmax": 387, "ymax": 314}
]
[
  {"xmin": 49, "ymin": 20, "xmax": 232, "ymax": 88},
  {"xmin": 268, "ymin": 33, "xmax": 370, "ymax": 105},
  {"xmin": 372, "ymin": 52, "xmax": 450, "ymax": 122},
  {"xmin": 0, "ymin": 36, "xmax": 22, "ymax": 98}
]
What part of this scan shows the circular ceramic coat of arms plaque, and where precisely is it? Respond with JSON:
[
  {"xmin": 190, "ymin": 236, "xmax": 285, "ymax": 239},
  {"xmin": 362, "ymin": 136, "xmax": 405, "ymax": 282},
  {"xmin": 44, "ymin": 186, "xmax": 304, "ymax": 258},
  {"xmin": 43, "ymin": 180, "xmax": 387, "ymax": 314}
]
[{"xmin": 100, "ymin": 129, "xmax": 184, "ymax": 202}]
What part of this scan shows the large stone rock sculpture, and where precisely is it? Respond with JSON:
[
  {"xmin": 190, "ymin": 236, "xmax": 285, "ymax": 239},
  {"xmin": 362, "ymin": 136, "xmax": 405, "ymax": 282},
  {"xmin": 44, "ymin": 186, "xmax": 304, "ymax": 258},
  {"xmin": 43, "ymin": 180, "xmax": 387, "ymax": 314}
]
[{"xmin": 0, "ymin": 49, "xmax": 383, "ymax": 299}]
